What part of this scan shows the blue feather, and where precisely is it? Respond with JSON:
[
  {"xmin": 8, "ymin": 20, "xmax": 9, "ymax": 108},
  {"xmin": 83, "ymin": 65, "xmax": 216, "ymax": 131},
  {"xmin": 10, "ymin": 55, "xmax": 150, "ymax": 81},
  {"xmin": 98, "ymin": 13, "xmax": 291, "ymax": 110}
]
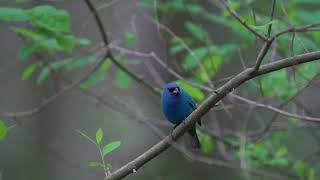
[{"xmin": 161, "ymin": 82, "xmax": 201, "ymax": 149}]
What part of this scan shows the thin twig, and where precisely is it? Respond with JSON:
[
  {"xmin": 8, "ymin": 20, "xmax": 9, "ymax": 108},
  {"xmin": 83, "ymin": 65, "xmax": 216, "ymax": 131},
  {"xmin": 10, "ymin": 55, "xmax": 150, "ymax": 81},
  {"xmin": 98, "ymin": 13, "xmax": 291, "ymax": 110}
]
[{"xmin": 84, "ymin": 0, "xmax": 159, "ymax": 96}]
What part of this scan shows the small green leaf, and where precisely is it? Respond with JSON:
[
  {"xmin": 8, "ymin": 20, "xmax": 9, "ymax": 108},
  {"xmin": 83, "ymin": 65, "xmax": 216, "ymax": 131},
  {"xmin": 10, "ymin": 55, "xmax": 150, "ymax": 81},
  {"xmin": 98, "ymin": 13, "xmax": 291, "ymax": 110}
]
[
  {"xmin": 56, "ymin": 35, "xmax": 76, "ymax": 52},
  {"xmin": 197, "ymin": 130, "xmax": 214, "ymax": 154},
  {"xmin": 37, "ymin": 67, "xmax": 50, "ymax": 85},
  {"xmin": 19, "ymin": 44, "xmax": 39, "ymax": 60},
  {"xmin": 176, "ymin": 80, "xmax": 205, "ymax": 101},
  {"xmin": 66, "ymin": 56, "xmax": 96, "ymax": 71},
  {"xmin": 12, "ymin": 27, "xmax": 44, "ymax": 41},
  {"xmin": 185, "ymin": 22, "xmax": 208, "ymax": 41},
  {"xmin": 307, "ymin": 169, "xmax": 316, "ymax": 180},
  {"xmin": 269, "ymin": 158, "xmax": 289, "ymax": 167},
  {"xmin": 102, "ymin": 141, "xmax": 121, "ymax": 157},
  {"xmin": 16, "ymin": 0, "xmax": 31, "ymax": 3},
  {"xmin": 275, "ymin": 146, "xmax": 288, "ymax": 158},
  {"xmin": 106, "ymin": 163, "xmax": 113, "ymax": 170},
  {"xmin": 22, "ymin": 63, "xmax": 38, "ymax": 80},
  {"xmin": 50, "ymin": 59, "xmax": 71, "ymax": 70},
  {"xmin": 125, "ymin": 32, "xmax": 135, "ymax": 48},
  {"xmin": 116, "ymin": 70, "xmax": 132, "ymax": 89},
  {"xmin": 0, "ymin": 120, "xmax": 8, "ymax": 140},
  {"xmin": 170, "ymin": 44, "xmax": 184, "ymax": 55},
  {"xmin": 0, "ymin": 7, "xmax": 29, "ymax": 21},
  {"xmin": 183, "ymin": 47, "xmax": 208, "ymax": 69},
  {"xmin": 294, "ymin": 161, "xmax": 306, "ymax": 178},
  {"xmin": 80, "ymin": 72, "xmax": 105, "ymax": 90},
  {"xmin": 100, "ymin": 59, "xmax": 112, "ymax": 72},
  {"xmin": 77, "ymin": 38, "xmax": 91, "ymax": 46},
  {"xmin": 27, "ymin": 5, "xmax": 71, "ymax": 33},
  {"xmin": 89, "ymin": 161, "xmax": 104, "ymax": 168},
  {"xmin": 250, "ymin": 20, "xmax": 279, "ymax": 31},
  {"xmin": 96, "ymin": 128, "xmax": 103, "ymax": 144}
]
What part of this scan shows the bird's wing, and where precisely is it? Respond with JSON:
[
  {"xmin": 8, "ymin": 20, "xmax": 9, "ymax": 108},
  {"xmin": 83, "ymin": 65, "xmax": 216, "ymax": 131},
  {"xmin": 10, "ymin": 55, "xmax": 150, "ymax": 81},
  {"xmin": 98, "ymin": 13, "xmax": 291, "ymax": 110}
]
[
  {"xmin": 186, "ymin": 95, "xmax": 202, "ymax": 126},
  {"xmin": 188, "ymin": 101, "xmax": 197, "ymax": 110}
]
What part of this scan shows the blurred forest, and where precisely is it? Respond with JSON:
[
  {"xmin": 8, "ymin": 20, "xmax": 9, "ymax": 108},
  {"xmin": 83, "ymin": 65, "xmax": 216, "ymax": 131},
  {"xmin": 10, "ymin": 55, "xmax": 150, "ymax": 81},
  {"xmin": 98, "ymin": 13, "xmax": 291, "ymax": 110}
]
[{"xmin": 1, "ymin": 0, "xmax": 320, "ymax": 179}]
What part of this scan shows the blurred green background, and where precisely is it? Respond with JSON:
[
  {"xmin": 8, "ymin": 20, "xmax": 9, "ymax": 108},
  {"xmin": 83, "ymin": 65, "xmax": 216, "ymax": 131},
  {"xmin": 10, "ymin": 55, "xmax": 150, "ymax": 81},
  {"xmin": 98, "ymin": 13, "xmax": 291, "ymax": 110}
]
[{"xmin": 1, "ymin": 0, "xmax": 320, "ymax": 179}]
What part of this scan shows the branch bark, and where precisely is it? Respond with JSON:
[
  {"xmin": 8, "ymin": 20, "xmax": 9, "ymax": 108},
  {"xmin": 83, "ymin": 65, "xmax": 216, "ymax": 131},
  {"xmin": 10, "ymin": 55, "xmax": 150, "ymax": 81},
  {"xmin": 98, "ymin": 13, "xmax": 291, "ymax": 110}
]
[{"xmin": 106, "ymin": 51, "xmax": 320, "ymax": 179}]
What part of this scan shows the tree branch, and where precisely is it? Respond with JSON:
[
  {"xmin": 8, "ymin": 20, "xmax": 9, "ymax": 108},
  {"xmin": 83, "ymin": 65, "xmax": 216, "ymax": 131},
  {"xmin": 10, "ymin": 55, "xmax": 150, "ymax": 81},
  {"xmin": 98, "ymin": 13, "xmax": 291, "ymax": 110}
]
[
  {"xmin": 217, "ymin": 0, "xmax": 268, "ymax": 41},
  {"xmin": 106, "ymin": 51, "xmax": 320, "ymax": 179},
  {"xmin": 84, "ymin": 0, "xmax": 159, "ymax": 96}
]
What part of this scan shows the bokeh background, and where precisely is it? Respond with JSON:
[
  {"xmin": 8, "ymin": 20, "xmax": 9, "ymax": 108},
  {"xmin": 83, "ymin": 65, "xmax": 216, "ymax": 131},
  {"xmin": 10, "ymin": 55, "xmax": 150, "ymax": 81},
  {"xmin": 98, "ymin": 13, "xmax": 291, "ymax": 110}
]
[{"xmin": 1, "ymin": 0, "xmax": 320, "ymax": 180}]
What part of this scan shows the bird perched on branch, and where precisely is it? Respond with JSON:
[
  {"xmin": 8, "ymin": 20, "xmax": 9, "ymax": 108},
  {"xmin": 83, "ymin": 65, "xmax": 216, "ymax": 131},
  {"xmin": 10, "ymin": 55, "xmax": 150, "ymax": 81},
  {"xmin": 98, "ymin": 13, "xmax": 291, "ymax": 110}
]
[{"xmin": 161, "ymin": 82, "xmax": 202, "ymax": 149}]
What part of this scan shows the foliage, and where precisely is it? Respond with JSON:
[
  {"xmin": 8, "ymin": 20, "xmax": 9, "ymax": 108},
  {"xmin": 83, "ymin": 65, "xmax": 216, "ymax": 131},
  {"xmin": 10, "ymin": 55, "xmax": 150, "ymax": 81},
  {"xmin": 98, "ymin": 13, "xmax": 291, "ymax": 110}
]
[
  {"xmin": 141, "ymin": 0, "xmax": 320, "ymax": 102},
  {"xmin": 0, "ymin": 120, "xmax": 8, "ymax": 141},
  {"xmin": 196, "ymin": 130, "xmax": 215, "ymax": 154},
  {"xmin": 77, "ymin": 128, "xmax": 121, "ymax": 171}
]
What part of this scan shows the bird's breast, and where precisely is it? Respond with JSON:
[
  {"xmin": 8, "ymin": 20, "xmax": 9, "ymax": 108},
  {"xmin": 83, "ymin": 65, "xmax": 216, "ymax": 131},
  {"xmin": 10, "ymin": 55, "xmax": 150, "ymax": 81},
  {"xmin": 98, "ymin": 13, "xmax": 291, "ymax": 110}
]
[{"xmin": 162, "ymin": 98, "xmax": 193, "ymax": 125}]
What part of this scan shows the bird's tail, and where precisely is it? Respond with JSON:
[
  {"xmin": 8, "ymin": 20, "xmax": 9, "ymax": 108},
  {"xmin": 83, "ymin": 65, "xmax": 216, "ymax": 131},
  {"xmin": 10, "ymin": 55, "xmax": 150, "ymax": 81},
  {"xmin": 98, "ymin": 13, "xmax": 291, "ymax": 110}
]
[{"xmin": 188, "ymin": 124, "xmax": 201, "ymax": 149}]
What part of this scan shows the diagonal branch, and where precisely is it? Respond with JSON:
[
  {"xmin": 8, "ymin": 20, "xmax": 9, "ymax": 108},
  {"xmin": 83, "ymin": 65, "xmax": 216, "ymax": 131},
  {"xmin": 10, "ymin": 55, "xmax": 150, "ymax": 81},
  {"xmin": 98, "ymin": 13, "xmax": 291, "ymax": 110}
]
[
  {"xmin": 106, "ymin": 51, "xmax": 320, "ymax": 180},
  {"xmin": 217, "ymin": 0, "xmax": 268, "ymax": 41}
]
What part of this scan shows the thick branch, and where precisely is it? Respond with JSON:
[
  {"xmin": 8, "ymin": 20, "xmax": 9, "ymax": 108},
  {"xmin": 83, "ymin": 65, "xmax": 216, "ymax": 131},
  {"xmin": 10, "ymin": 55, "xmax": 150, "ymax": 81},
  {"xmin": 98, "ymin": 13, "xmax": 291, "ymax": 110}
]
[{"xmin": 107, "ymin": 51, "xmax": 320, "ymax": 179}]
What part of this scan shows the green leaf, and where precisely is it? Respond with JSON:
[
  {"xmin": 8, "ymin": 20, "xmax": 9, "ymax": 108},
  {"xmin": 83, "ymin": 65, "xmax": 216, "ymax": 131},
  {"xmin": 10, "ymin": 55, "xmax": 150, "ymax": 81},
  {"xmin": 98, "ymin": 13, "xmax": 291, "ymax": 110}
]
[
  {"xmin": 185, "ymin": 22, "xmax": 208, "ymax": 41},
  {"xmin": 102, "ymin": 141, "xmax": 121, "ymax": 157},
  {"xmin": 89, "ymin": 161, "xmax": 105, "ymax": 168},
  {"xmin": 66, "ymin": 56, "xmax": 97, "ymax": 71},
  {"xmin": 96, "ymin": 128, "xmax": 103, "ymax": 144},
  {"xmin": 307, "ymin": 169, "xmax": 316, "ymax": 180},
  {"xmin": 125, "ymin": 32, "xmax": 135, "ymax": 48},
  {"xmin": 0, "ymin": 7, "xmax": 29, "ymax": 21},
  {"xmin": 196, "ymin": 130, "xmax": 214, "ymax": 154},
  {"xmin": 49, "ymin": 59, "xmax": 71, "ymax": 70},
  {"xmin": 77, "ymin": 38, "xmax": 91, "ymax": 46},
  {"xmin": 99, "ymin": 59, "xmax": 112, "ymax": 72},
  {"xmin": 183, "ymin": 47, "xmax": 208, "ymax": 69},
  {"xmin": 22, "ymin": 63, "xmax": 39, "ymax": 80},
  {"xmin": 170, "ymin": 44, "xmax": 184, "ymax": 55},
  {"xmin": 250, "ymin": 20, "xmax": 279, "ymax": 31},
  {"xmin": 16, "ymin": 0, "xmax": 31, "ymax": 3},
  {"xmin": 176, "ymin": 80, "xmax": 205, "ymax": 101},
  {"xmin": 27, "ymin": 5, "xmax": 71, "ymax": 33},
  {"xmin": 106, "ymin": 163, "xmax": 113, "ymax": 170},
  {"xmin": 116, "ymin": 70, "xmax": 132, "ymax": 89},
  {"xmin": 19, "ymin": 44, "xmax": 39, "ymax": 60},
  {"xmin": 275, "ymin": 146, "xmax": 288, "ymax": 158},
  {"xmin": 0, "ymin": 120, "xmax": 8, "ymax": 140},
  {"xmin": 13, "ymin": 27, "xmax": 63, "ymax": 51},
  {"xmin": 37, "ymin": 67, "xmax": 50, "ymax": 85},
  {"xmin": 269, "ymin": 158, "xmax": 289, "ymax": 167},
  {"xmin": 252, "ymin": 144, "xmax": 268, "ymax": 161},
  {"xmin": 80, "ymin": 72, "xmax": 105, "ymax": 90},
  {"xmin": 294, "ymin": 161, "xmax": 306, "ymax": 178},
  {"xmin": 12, "ymin": 27, "xmax": 44, "ymax": 41},
  {"xmin": 56, "ymin": 35, "xmax": 76, "ymax": 52}
]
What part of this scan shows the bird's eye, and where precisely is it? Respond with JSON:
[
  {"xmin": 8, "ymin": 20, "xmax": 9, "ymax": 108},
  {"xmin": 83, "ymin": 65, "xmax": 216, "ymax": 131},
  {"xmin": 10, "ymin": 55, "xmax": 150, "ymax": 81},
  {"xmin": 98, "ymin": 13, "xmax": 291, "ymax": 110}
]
[{"xmin": 169, "ymin": 87, "xmax": 180, "ymax": 94}]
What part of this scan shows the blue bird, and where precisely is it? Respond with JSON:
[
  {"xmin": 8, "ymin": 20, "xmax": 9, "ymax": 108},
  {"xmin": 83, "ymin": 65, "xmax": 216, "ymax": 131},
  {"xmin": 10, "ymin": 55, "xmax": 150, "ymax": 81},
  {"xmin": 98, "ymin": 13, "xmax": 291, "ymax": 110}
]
[{"xmin": 161, "ymin": 82, "xmax": 201, "ymax": 149}]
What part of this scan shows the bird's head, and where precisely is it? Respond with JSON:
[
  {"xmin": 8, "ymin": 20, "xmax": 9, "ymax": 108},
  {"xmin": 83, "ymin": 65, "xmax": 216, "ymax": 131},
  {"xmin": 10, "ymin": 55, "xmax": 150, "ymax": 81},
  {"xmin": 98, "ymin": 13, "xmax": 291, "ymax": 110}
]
[{"xmin": 163, "ymin": 82, "xmax": 181, "ymax": 97}]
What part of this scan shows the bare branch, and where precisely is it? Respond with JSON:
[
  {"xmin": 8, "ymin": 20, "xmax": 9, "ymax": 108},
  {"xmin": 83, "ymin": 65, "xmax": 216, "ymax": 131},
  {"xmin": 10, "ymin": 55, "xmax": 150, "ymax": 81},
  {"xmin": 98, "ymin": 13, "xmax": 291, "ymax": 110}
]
[
  {"xmin": 84, "ymin": 0, "xmax": 159, "ymax": 96},
  {"xmin": 267, "ymin": 0, "xmax": 277, "ymax": 37},
  {"xmin": 229, "ymin": 94, "xmax": 320, "ymax": 123},
  {"xmin": 216, "ymin": 0, "xmax": 269, "ymax": 41}
]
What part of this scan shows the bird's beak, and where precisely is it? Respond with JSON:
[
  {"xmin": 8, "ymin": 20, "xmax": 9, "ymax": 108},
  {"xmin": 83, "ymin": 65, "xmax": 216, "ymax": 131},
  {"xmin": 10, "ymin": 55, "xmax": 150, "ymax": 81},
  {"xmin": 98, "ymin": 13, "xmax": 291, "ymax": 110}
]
[{"xmin": 173, "ymin": 87, "xmax": 179, "ymax": 94}]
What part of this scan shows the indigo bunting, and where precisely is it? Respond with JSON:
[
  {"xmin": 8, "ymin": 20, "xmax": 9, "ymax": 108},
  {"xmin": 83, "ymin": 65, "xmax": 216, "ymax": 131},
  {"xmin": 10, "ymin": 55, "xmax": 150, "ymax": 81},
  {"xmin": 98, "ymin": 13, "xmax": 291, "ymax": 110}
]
[{"xmin": 161, "ymin": 82, "xmax": 201, "ymax": 149}]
